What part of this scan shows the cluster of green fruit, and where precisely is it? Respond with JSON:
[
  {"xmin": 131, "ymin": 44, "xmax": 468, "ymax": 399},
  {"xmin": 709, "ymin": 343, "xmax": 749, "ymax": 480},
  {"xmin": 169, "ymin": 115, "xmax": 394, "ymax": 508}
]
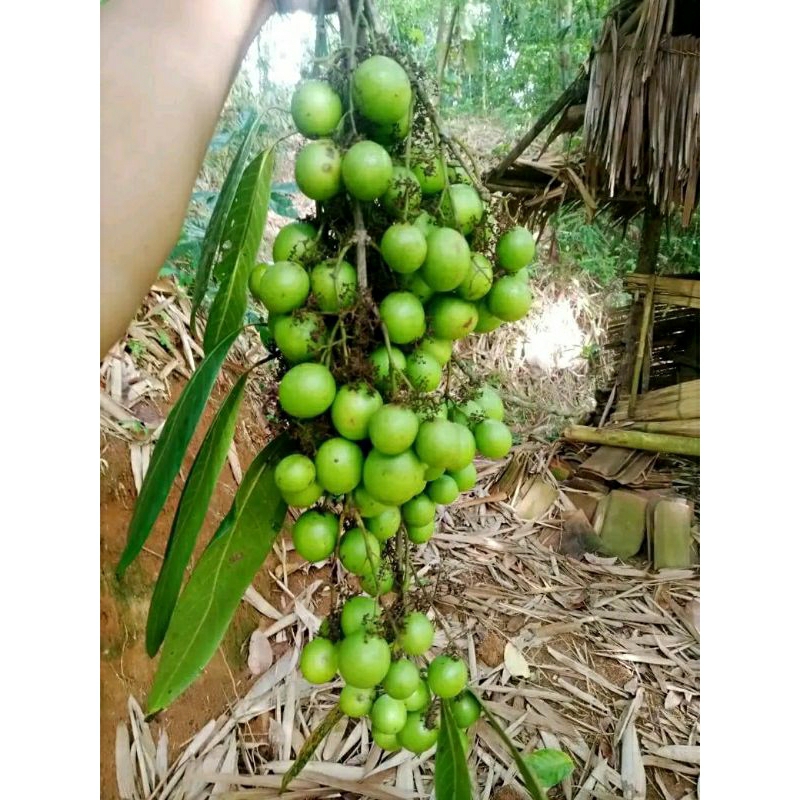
[{"xmin": 248, "ymin": 53, "xmax": 537, "ymax": 756}]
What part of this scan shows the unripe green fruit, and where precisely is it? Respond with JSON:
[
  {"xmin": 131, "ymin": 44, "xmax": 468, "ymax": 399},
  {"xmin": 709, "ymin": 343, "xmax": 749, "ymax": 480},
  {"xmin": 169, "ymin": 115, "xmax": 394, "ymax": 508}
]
[
  {"xmin": 279, "ymin": 363, "xmax": 336, "ymax": 419},
  {"xmin": 474, "ymin": 419, "xmax": 513, "ymax": 459},
  {"xmin": 420, "ymin": 228, "xmax": 471, "ymax": 292},
  {"xmin": 273, "ymin": 311, "xmax": 327, "ymax": 363},
  {"xmin": 369, "ymin": 345, "xmax": 407, "ymax": 392},
  {"xmin": 300, "ymin": 637, "xmax": 337, "ymax": 684},
  {"xmin": 368, "ymin": 404, "xmax": 419, "ymax": 455},
  {"xmin": 353, "ymin": 484, "xmax": 391, "ymax": 517},
  {"xmin": 275, "ymin": 453, "xmax": 316, "ymax": 494},
  {"xmin": 295, "ymin": 140, "xmax": 342, "ymax": 200},
  {"xmin": 428, "ymin": 296, "xmax": 479, "ymax": 340},
  {"xmin": 417, "ymin": 336, "xmax": 452, "ymax": 366},
  {"xmin": 427, "ymin": 654, "xmax": 468, "ymax": 698},
  {"xmin": 366, "ymin": 506, "xmax": 402, "ymax": 542},
  {"xmin": 407, "ymin": 520, "xmax": 435, "ymax": 544},
  {"xmin": 441, "ymin": 183, "xmax": 484, "ymax": 235},
  {"xmin": 331, "ymin": 383, "xmax": 383, "ymax": 441},
  {"xmin": 280, "ymin": 480, "xmax": 324, "ymax": 508},
  {"xmin": 496, "ymin": 225, "xmax": 536, "ymax": 272},
  {"xmin": 457, "ymin": 252, "xmax": 493, "ymax": 300},
  {"xmin": 338, "ymin": 528, "xmax": 381, "ymax": 577},
  {"xmin": 473, "ymin": 299, "xmax": 503, "ymax": 333},
  {"xmin": 380, "ymin": 292, "xmax": 426, "ymax": 344},
  {"xmin": 411, "ymin": 153, "xmax": 446, "ymax": 194},
  {"xmin": 382, "ymin": 166, "xmax": 421, "ymax": 218},
  {"xmin": 337, "ymin": 633, "xmax": 391, "ymax": 688},
  {"xmin": 380, "ymin": 223, "xmax": 427, "ymax": 274},
  {"xmin": 339, "ymin": 684, "xmax": 374, "ymax": 718},
  {"xmin": 382, "ymin": 658, "xmax": 420, "ymax": 700},
  {"xmin": 352, "ymin": 55, "xmax": 412, "ymax": 124},
  {"xmin": 363, "ymin": 449, "xmax": 426, "ymax": 506},
  {"xmin": 426, "ymin": 474, "xmax": 459, "ymax": 504},
  {"xmin": 315, "ymin": 438, "xmax": 363, "ymax": 495},
  {"xmin": 341, "ymin": 140, "xmax": 394, "ymax": 201},
  {"xmin": 273, "ymin": 221, "xmax": 317, "ymax": 264},
  {"xmin": 447, "ymin": 462, "xmax": 477, "ymax": 492},
  {"xmin": 487, "ymin": 276, "xmax": 533, "ymax": 322},
  {"xmin": 250, "ymin": 261, "xmax": 309, "ymax": 314},
  {"xmin": 414, "ymin": 419, "xmax": 461, "ymax": 469},
  {"xmin": 370, "ymin": 694, "xmax": 408, "ymax": 734},
  {"xmin": 406, "ymin": 350, "xmax": 442, "ymax": 392},
  {"xmin": 360, "ymin": 560, "xmax": 395, "ymax": 596},
  {"xmin": 340, "ymin": 595, "xmax": 381, "ymax": 636},
  {"xmin": 404, "ymin": 680, "xmax": 431, "ymax": 712},
  {"xmin": 398, "ymin": 612, "xmax": 434, "ymax": 655},
  {"xmin": 402, "ymin": 493, "xmax": 436, "ymax": 527},
  {"xmin": 398, "ymin": 271, "xmax": 435, "ymax": 303},
  {"xmin": 310, "ymin": 260, "xmax": 358, "ymax": 312},
  {"xmin": 292, "ymin": 509, "xmax": 338, "ymax": 563},
  {"xmin": 290, "ymin": 80, "xmax": 342, "ymax": 138}
]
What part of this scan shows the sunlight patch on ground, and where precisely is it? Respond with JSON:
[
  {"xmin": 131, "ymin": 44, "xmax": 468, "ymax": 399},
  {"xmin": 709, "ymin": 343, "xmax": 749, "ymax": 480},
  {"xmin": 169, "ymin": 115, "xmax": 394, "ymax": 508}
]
[{"xmin": 513, "ymin": 296, "xmax": 589, "ymax": 373}]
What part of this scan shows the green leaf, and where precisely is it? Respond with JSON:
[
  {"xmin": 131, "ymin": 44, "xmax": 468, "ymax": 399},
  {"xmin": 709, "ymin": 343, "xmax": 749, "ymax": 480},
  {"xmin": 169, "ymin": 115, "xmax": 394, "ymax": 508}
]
[
  {"xmin": 280, "ymin": 705, "xmax": 344, "ymax": 791},
  {"xmin": 435, "ymin": 699, "xmax": 473, "ymax": 800},
  {"xmin": 467, "ymin": 690, "xmax": 548, "ymax": 800},
  {"xmin": 145, "ymin": 368, "xmax": 251, "ymax": 656},
  {"xmin": 203, "ymin": 146, "xmax": 276, "ymax": 353},
  {"xmin": 190, "ymin": 111, "xmax": 260, "ymax": 333},
  {"xmin": 146, "ymin": 434, "xmax": 291, "ymax": 714},
  {"xmin": 522, "ymin": 749, "xmax": 575, "ymax": 789},
  {"xmin": 116, "ymin": 328, "xmax": 241, "ymax": 577}
]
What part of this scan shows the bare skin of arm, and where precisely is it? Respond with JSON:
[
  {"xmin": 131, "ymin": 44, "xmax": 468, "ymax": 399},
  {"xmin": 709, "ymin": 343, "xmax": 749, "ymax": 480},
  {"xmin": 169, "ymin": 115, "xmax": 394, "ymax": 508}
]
[{"xmin": 100, "ymin": 0, "xmax": 322, "ymax": 357}]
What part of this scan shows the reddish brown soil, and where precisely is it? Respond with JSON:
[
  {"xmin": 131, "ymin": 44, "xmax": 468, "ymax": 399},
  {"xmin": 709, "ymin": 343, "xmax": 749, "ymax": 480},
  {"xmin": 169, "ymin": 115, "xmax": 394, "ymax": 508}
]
[{"xmin": 100, "ymin": 376, "xmax": 297, "ymax": 799}]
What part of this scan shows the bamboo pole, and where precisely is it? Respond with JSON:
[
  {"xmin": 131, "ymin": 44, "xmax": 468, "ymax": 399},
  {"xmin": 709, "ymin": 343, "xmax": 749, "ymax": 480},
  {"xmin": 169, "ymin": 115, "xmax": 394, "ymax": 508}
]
[
  {"xmin": 563, "ymin": 425, "xmax": 700, "ymax": 457},
  {"xmin": 627, "ymin": 275, "xmax": 656, "ymax": 417},
  {"xmin": 625, "ymin": 419, "xmax": 700, "ymax": 436}
]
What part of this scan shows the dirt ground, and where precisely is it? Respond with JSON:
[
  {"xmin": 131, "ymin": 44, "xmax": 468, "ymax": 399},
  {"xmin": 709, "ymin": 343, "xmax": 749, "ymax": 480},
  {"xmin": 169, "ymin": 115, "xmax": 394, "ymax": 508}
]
[{"xmin": 100, "ymin": 375, "xmax": 310, "ymax": 799}]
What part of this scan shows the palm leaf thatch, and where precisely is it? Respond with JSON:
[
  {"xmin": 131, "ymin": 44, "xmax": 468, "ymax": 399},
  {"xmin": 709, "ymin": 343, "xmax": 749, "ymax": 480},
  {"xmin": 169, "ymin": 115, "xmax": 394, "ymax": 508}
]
[{"xmin": 487, "ymin": 0, "xmax": 699, "ymax": 227}]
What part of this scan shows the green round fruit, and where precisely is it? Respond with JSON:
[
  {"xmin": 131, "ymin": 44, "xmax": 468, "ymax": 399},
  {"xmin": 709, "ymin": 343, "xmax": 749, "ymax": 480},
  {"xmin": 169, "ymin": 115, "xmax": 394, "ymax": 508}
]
[
  {"xmin": 353, "ymin": 484, "xmax": 391, "ymax": 517},
  {"xmin": 411, "ymin": 152, "xmax": 446, "ymax": 194},
  {"xmin": 382, "ymin": 166, "xmax": 422, "ymax": 218},
  {"xmin": 369, "ymin": 345, "xmax": 407, "ymax": 393},
  {"xmin": 452, "ymin": 399, "xmax": 485, "ymax": 428},
  {"xmin": 273, "ymin": 311, "xmax": 327, "ymax": 363},
  {"xmin": 370, "ymin": 694, "xmax": 408, "ymax": 734},
  {"xmin": 310, "ymin": 259, "xmax": 358, "ymax": 312},
  {"xmin": 281, "ymin": 480, "xmax": 324, "ymax": 508},
  {"xmin": 402, "ymin": 494, "xmax": 436, "ymax": 527},
  {"xmin": 292, "ymin": 509, "xmax": 338, "ymax": 563},
  {"xmin": 249, "ymin": 263, "xmax": 268, "ymax": 297},
  {"xmin": 353, "ymin": 55, "xmax": 412, "ymax": 124},
  {"xmin": 300, "ymin": 637, "xmax": 337, "ymax": 684},
  {"xmin": 338, "ymin": 528, "xmax": 381, "ymax": 576},
  {"xmin": 406, "ymin": 350, "xmax": 442, "ymax": 393},
  {"xmin": 340, "ymin": 595, "xmax": 381, "ymax": 636},
  {"xmin": 447, "ymin": 164, "xmax": 470, "ymax": 183},
  {"xmin": 250, "ymin": 261, "xmax": 310, "ymax": 314},
  {"xmin": 497, "ymin": 226, "xmax": 536, "ymax": 272},
  {"xmin": 413, "ymin": 211, "xmax": 436, "ymax": 237},
  {"xmin": 331, "ymin": 383, "xmax": 383, "ymax": 441},
  {"xmin": 291, "ymin": 80, "xmax": 342, "ymax": 138},
  {"xmin": 295, "ymin": 140, "xmax": 342, "ymax": 201},
  {"xmin": 315, "ymin": 438, "xmax": 364, "ymax": 495},
  {"xmin": 428, "ymin": 296, "xmax": 479, "ymax": 340},
  {"xmin": 360, "ymin": 560, "xmax": 395, "ymax": 596},
  {"xmin": 420, "ymin": 227, "xmax": 471, "ymax": 292},
  {"xmin": 474, "ymin": 419, "xmax": 513, "ymax": 459},
  {"xmin": 398, "ymin": 271, "xmax": 435, "ymax": 303},
  {"xmin": 398, "ymin": 711, "xmax": 439, "ymax": 754},
  {"xmin": 473, "ymin": 299, "xmax": 503, "ymax": 333},
  {"xmin": 423, "ymin": 463, "xmax": 445, "ymax": 481},
  {"xmin": 451, "ymin": 692, "xmax": 481, "ymax": 728},
  {"xmin": 441, "ymin": 183, "xmax": 484, "ymax": 235},
  {"xmin": 403, "ymin": 680, "xmax": 431, "ymax": 712},
  {"xmin": 447, "ymin": 462, "xmax": 477, "ymax": 492},
  {"xmin": 366, "ymin": 506, "xmax": 402, "ymax": 542},
  {"xmin": 372, "ymin": 729, "xmax": 401, "ymax": 751},
  {"xmin": 342, "ymin": 140, "xmax": 394, "ymax": 201},
  {"xmin": 275, "ymin": 453, "xmax": 316, "ymax": 494},
  {"xmin": 427, "ymin": 654, "xmax": 468, "ymax": 698},
  {"xmin": 279, "ymin": 363, "xmax": 336, "ymax": 419},
  {"xmin": 426, "ymin": 474, "xmax": 459, "ymax": 504},
  {"xmin": 338, "ymin": 633, "xmax": 392, "ymax": 689},
  {"xmin": 487, "ymin": 276, "xmax": 533, "ymax": 322},
  {"xmin": 380, "ymin": 223, "xmax": 427, "ymax": 274},
  {"xmin": 363, "ymin": 449, "xmax": 426, "ymax": 506},
  {"xmin": 474, "ymin": 386, "xmax": 504, "ymax": 421},
  {"xmin": 368, "ymin": 404, "xmax": 419, "ymax": 455},
  {"xmin": 407, "ymin": 520, "xmax": 435, "ymax": 544},
  {"xmin": 382, "ymin": 659, "xmax": 420, "ymax": 700},
  {"xmin": 417, "ymin": 336, "xmax": 452, "ymax": 366},
  {"xmin": 414, "ymin": 420, "xmax": 461, "ymax": 469},
  {"xmin": 457, "ymin": 252, "xmax": 493, "ymax": 301},
  {"xmin": 273, "ymin": 221, "xmax": 317, "ymax": 264},
  {"xmin": 399, "ymin": 612, "xmax": 434, "ymax": 656},
  {"xmin": 366, "ymin": 105, "xmax": 411, "ymax": 145},
  {"xmin": 380, "ymin": 292, "xmax": 426, "ymax": 344},
  {"xmin": 339, "ymin": 684, "xmax": 374, "ymax": 718},
  {"xmin": 449, "ymin": 424, "xmax": 477, "ymax": 471}
]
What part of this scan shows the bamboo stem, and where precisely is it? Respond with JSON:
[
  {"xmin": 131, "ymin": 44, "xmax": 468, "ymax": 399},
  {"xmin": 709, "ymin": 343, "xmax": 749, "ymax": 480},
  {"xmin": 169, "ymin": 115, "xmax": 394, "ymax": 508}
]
[
  {"xmin": 563, "ymin": 425, "xmax": 700, "ymax": 457},
  {"xmin": 627, "ymin": 275, "xmax": 656, "ymax": 417}
]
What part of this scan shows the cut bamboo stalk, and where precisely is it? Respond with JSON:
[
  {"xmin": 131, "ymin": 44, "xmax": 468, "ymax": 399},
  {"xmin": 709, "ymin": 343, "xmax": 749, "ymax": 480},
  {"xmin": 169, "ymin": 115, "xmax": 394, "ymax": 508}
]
[
  {"xmin": 563, "ymin": 425, "xmax": 700, "ymax": 456},
  {"xmin": 628, "ymin": 276, "xmax": 657, "ymax": 417},
  {"xmin": 634, "ymin": 379, "xmax": 700, "ymax": 404},
  {"xmin": 626, "ymin": 419, "xmax": 700, "ymax": 436}
]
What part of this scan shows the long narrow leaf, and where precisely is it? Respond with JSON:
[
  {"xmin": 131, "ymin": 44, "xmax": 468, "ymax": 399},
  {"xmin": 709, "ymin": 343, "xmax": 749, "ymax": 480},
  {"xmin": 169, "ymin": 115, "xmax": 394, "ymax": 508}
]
[
  {"xmin": 280, "ymin": 706, "xmax": 344, "ymax": 792},
  {"xmin": 147, "ymin": 434, "xmax": 292, "ymax": 714},
  {"xmin": 145, "ymin": 368, "xmax": 252, "ymax": 656},
  {"xmin": 116, "ymin": 328, "xmax": 241, "ymax": 577},
  {"xmin": 436, "ymin": 699, "xmax": 473, "ymax": 800},
  {"xmin": 203, "ymin": 146, "xmax": 276, "ymax": 353},
  {"xmin": 190, "ymin": 111, "xmax": 260, "ymax": 333},
  {"xmin": 468, "ymin": 690, "xmax": 548, "ymax": 800}
]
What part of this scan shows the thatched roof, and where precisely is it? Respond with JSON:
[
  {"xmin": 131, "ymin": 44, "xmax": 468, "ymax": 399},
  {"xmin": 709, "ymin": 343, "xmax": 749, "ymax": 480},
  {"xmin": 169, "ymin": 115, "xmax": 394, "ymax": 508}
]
[{"xmin": 486, "ymin": 0, "xmax": 700, "ymax": 226}]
